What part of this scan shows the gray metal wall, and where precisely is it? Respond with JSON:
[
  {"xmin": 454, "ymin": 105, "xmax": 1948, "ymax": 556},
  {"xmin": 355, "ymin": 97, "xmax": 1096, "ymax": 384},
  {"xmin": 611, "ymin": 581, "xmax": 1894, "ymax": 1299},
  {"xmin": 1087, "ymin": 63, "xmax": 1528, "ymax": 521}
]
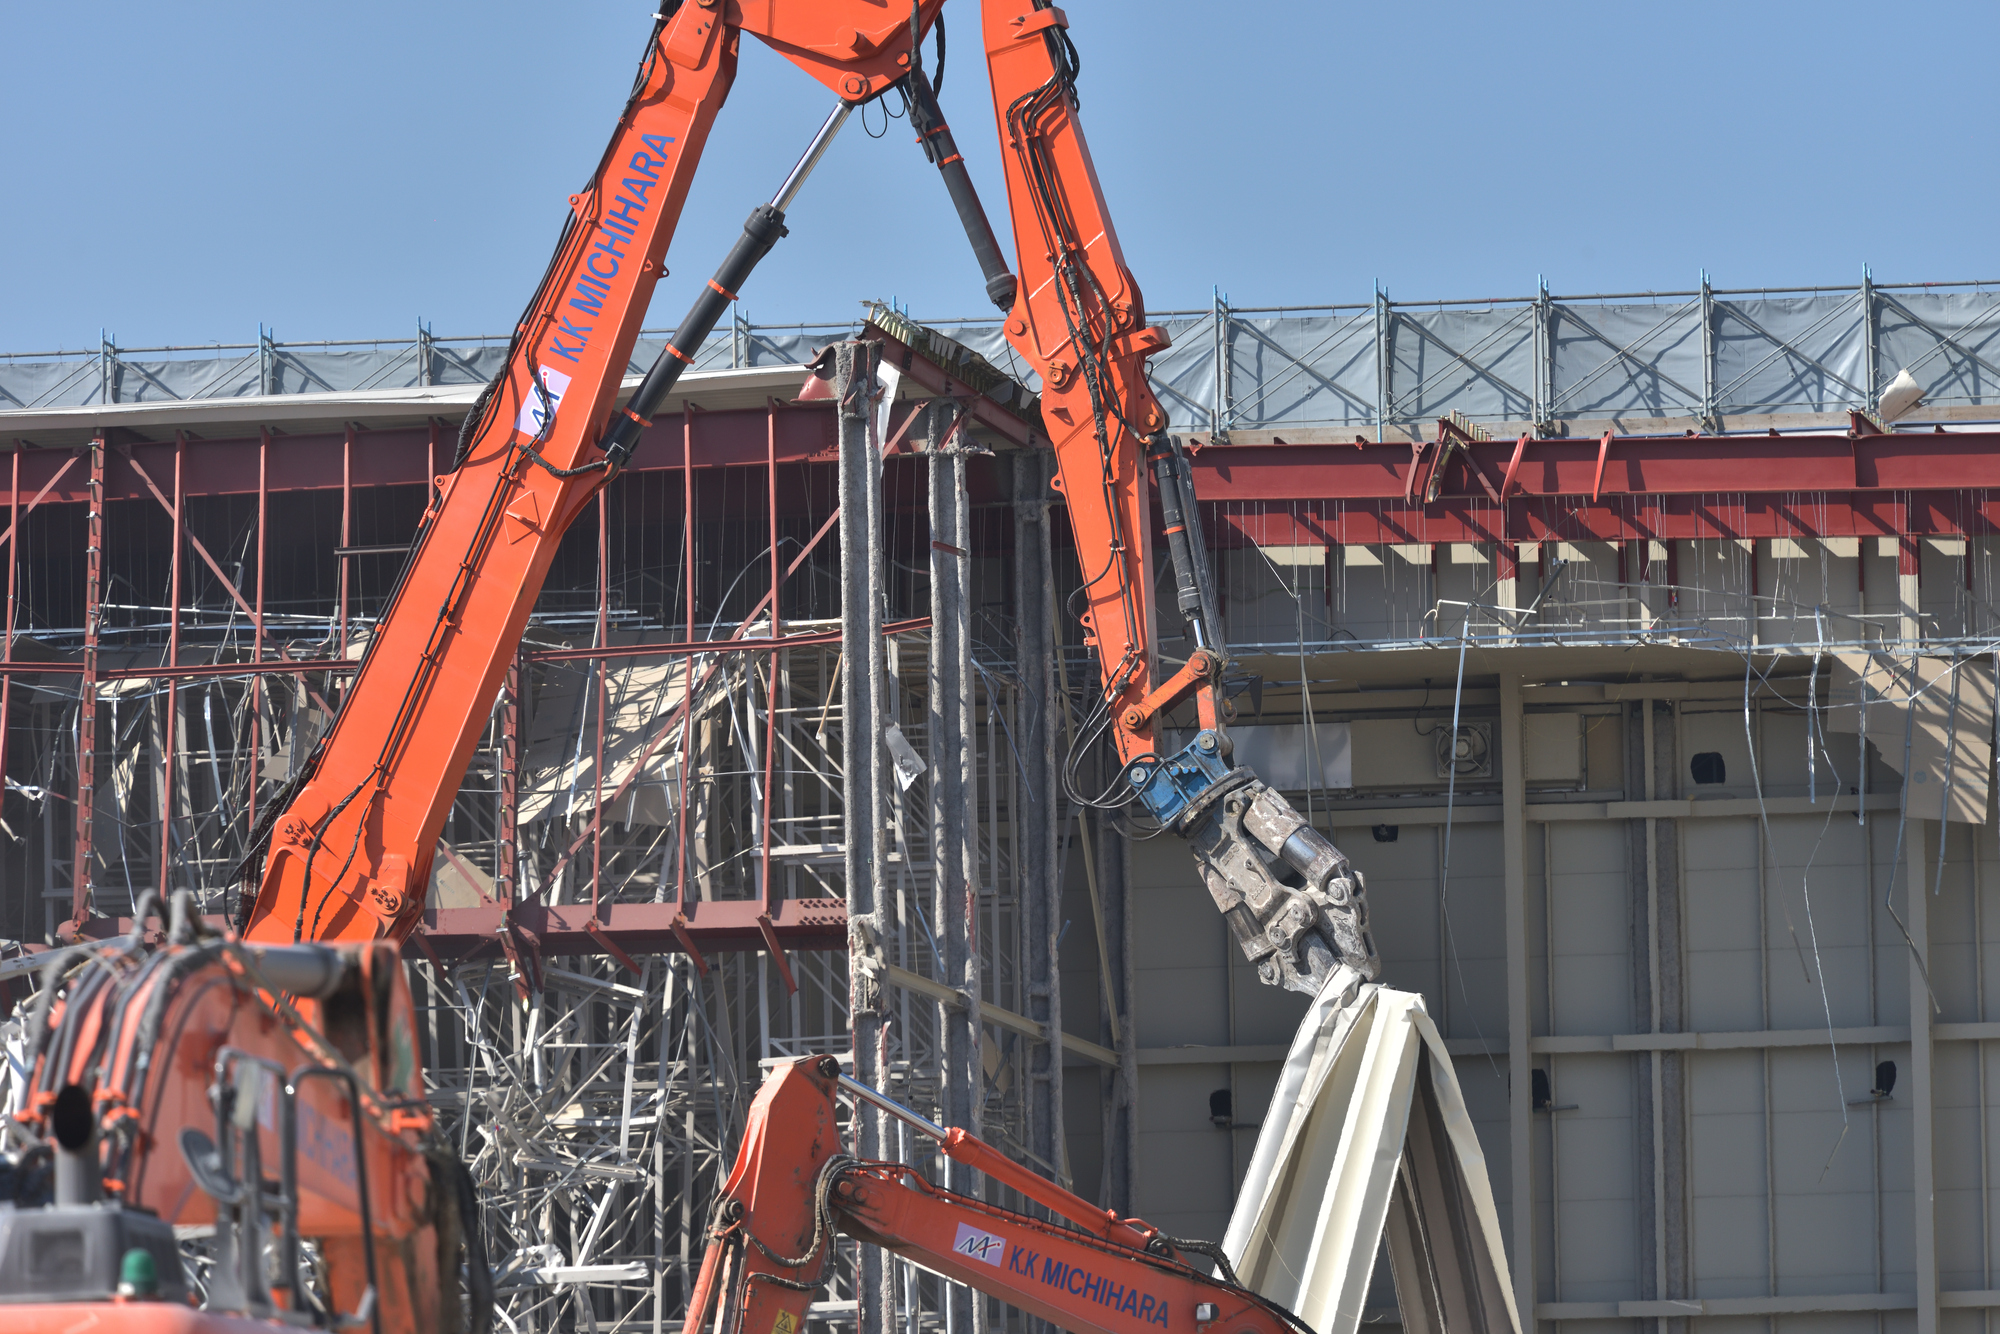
[{"xmin": 1038, "ymin": 513, "xmax": 2000, "ymax": 1334}]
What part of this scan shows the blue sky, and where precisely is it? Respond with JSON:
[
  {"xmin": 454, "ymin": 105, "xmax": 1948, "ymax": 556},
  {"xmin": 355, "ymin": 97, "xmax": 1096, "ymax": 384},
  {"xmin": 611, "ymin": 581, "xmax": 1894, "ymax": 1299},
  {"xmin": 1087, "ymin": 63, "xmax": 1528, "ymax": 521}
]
[{"xmin": 6, "ymin": 2, "xmax": 1995, "ymax": 351}]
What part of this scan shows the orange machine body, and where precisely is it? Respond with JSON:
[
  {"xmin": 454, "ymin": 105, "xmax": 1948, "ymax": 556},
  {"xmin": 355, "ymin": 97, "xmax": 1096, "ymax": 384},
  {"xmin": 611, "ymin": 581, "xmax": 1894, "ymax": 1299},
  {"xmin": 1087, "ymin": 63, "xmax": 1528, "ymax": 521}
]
[
  {"xmin": 12, "ymin": 936, "xmax": 441, "ymax": 1334},
  {"xmin": 6, "ymin": 1308, "xmax": 314, "ymax": 1334}
]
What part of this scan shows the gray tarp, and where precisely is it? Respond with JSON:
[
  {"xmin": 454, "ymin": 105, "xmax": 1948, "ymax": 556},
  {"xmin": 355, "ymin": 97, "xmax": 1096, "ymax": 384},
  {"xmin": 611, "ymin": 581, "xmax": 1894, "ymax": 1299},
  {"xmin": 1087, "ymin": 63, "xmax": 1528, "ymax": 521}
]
[{"xmin": 11, "ymin": 284, "xmax": 2000, "ymax": 432}]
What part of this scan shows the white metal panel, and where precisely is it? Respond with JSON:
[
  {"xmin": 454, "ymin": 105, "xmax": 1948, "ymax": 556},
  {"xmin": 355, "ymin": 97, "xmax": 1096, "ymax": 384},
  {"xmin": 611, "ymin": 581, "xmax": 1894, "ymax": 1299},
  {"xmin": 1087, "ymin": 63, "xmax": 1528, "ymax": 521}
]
[
  {"xmin": 1343, "ymin": 826, "xmax": 1445, "ymax": 1004},
  {"xmin": 1933, "ymin": 1040, "xmax": 1988, "ymax": 1289},
  {"xmin": 1134, "ymin": 1062, "xmax": 1239, "ymax": 1245},
  {"xmin": 1129, "ymin": 839, "xmax": 1232, "ymax": 1048},
  {"xmin": 1123, "ymin": 685, "xmax": 2000, "ymax": 1333},
  {"xmin": 1440, "ymin": 824, "xmax": 1509, "ymax": 1039},
  {"xmin": 1688, "ymin": 1050, "xmax": 1772, "ymax": 1298},
  {"xmin": 1770, "ymin": 1043, "xmax": 1905, "ymax": 1293},
  {"xmin": 1347, "ymin": 718, "xmax": 1448, "ymax": 788},
  {"xmin": 1764, "ymin": 814, "xmax": 1874, "ymax": 1030},
  {"xmin": 1225, "ymin": 722, "xmax": 1353, "ymax": 792},
  {"xmin": 1543, "ymin": 1054, "xmax": 1637, "ymax": 1301},
  {"xmin": 1681, "ymin": 816, "xmax": 1764, "ymax": 1031},
  {"xmin": 1546, "ymin": 822, "xmax": 1633, "ymax": 1036},
  {"xmin": 1223, "ymin": 977, "xmax": 1520, "ymax": 1334},
  {"xmin": 1928, "ymin": 821, "xmax": 1987, "ymax": 1021},
  {"xmin": 1522, "ymin": 712, "xmax": 1583, "ymax": 785}
]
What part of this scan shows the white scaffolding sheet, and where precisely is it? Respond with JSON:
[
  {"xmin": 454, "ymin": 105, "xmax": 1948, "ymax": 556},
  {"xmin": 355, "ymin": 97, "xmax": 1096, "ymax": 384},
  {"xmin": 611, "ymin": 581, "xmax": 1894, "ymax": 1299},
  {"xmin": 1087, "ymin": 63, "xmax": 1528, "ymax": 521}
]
[{"xmin": 1223, "ymin": 971, "xmax": 1520, "ymax": 1334}]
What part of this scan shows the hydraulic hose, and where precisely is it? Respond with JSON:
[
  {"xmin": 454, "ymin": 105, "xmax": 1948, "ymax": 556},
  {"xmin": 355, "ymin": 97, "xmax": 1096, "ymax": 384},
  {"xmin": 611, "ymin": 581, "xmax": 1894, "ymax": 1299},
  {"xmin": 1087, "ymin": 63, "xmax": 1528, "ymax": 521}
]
[{"xmin": 1146, "ymin": 432, "xmax": 1213, "ymax": 648}]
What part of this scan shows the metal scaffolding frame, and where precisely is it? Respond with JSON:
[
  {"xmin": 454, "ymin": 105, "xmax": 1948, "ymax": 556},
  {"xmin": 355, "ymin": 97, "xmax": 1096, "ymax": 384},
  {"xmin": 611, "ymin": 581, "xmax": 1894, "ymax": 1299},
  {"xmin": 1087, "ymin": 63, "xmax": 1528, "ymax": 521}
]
[
  {"xmin": 0, "ymin": 333, "xmax": 1081, "ymax": 1334},
  {"xmin": 12, "ymin": 297, "xmax": 2000, "ymax": 1334}
]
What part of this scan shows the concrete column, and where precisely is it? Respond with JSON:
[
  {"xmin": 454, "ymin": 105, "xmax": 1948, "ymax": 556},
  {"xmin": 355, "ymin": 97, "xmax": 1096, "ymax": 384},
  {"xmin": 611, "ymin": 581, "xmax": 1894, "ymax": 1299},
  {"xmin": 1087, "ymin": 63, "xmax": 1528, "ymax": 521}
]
[
  {"xmin": 1631, "ymin": 699, "xmax": 1687, "ymax": 1330},
  {"xmin": 1096, "ymin": 815, "xmax": 1136, "ymax": 1215},
  {"xmin": 1012, "ymin": 453, "xmax": 1066, "ymax": 1198},
  {"xmin": 837, "ymin": 341, "xmax": 894, "ymax": 1334},
  {"xmin": 1899, "ymin": 534, "xmax": 1923, "ymax": 649},
  {"xmin": 1906, "ymin": 821, "xmax": 1937, "ymax": 1334},
  {"xmin": 1496, "ymin": 542, "xmax": 1520, "ymax": 641},
  {"xmin": 928, "ymin": 440, "xmax": 978, "ymax": 1334},
  {"xmin": 1654, "ymin": 704, "xmax": 1687, "ymax": 1320},
  {"xmin": 1500, "ymin": 672, "xmax": 1535, "ymax": 1329}
]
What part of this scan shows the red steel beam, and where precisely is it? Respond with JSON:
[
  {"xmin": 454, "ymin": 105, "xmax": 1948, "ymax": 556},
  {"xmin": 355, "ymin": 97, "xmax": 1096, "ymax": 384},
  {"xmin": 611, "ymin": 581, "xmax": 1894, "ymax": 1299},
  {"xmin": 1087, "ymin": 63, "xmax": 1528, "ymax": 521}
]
[
  {"xmin": 7, "ymin": 423, "xmax": 1997, "ymax": 534},
  {"xmin": 1189, "ymin": 429, "xmax": 2000, "ymax": 503},
  {"xmin": 0, "ymin": 400, "xmax": 986, "ymax": 511},
  {"xmin": 4, "ymin": 407, "xmax": 849, "ymax": 502},
  {"xmin": 860, "ymin": 321, "xmax": 1041, "ymax": 450},
  {"xmin": 0, "ymin": 618, "xmax": 925, "ymax": 679},
  {"xmin": 417, "ymin": 898, "xmax": 848, "ymax": 959},
  {"xmin": 1200, "ymin": 492, "xmax": 2000, "ymax": 546},
  {"xmin": 63, "ymin": 897, "xmax": 849, "ymax": 959}
]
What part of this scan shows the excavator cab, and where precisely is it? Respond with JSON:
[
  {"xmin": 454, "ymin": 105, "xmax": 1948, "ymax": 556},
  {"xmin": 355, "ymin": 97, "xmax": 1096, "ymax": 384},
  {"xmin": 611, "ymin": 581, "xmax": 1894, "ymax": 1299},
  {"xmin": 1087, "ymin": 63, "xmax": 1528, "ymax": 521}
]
[{"xmin": 0, "ymin": 909, "xmax": 465, "ymax": 1333}]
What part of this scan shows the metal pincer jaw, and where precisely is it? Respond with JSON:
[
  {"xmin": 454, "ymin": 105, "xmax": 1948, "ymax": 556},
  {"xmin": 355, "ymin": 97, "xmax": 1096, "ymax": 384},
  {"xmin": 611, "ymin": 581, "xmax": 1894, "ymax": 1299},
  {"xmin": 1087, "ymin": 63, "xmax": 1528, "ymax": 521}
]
[{"xmin": 1182, "ymin": 777, "xmax": 1380, "ymax": 994}]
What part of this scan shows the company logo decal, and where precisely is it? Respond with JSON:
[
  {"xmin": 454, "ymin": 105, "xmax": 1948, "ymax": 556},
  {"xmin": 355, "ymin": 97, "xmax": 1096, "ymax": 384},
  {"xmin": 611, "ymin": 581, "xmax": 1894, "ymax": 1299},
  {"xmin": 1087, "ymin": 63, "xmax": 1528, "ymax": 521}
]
[
  {"xmin": 515, "ymin": 365, "xmax": 573, "ymax": 438},
  {"xmin": 953, "ymin": 1223, "xmax": 1007, "ymax": 1268}
]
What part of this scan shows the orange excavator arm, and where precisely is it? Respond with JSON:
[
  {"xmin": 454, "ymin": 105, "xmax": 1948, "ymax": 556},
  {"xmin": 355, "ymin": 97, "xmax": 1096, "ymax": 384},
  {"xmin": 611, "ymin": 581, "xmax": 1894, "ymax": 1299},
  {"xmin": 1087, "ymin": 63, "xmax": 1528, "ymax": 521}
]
[
  {"xmin": 238, "ymin": 0, "xmax": 1377, "ymax": 994},
  {"xmin": 10, "ymin": 6, "xmax": 1376, "ymax": 1334},
  {"xmin": 236, "ymin": 2, "xmax": 943, "ymax": 948},
  {"xmin": 686, "ymin": 1059, "xmax": 1304, "ymax": 1334},
  {"xmin": 974, "ymin": 4, "xmax": 1378, "ymax": 991}
]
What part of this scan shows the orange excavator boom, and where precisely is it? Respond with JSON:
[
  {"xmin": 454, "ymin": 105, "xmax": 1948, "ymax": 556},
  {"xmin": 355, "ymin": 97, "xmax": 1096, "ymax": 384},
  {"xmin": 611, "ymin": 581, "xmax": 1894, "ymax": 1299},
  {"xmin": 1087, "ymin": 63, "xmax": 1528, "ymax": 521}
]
[
  {"xmin": 231, "ymin": 0, "xmax": 1375, "ymax": 996},
  {"xmin": 688, "ymin": 1059, "xmax": 1307, "ymax": 1334}
]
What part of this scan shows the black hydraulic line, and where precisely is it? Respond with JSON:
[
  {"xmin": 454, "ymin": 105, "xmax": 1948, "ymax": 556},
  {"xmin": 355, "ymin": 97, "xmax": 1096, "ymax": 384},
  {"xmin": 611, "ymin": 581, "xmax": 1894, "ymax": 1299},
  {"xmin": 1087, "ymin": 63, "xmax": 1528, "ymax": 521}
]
[
  {"xmin": 1145, "ymin": 432, "xmax": 1219, "ymax": 650},
  {"xmin": 597, "ymin": 202, "xmax": 790, "ymax": 469},
  {"xmin": 1172, "ymin": 440, "xmax": 1226, "ymax": 651},
  {"xmin": 903, "ymin": 67, "xmax": 1018, "ymax": 312},
  {"xmin": 122, "ymin": 942, "xmax": 225, "ymax": 1118}
]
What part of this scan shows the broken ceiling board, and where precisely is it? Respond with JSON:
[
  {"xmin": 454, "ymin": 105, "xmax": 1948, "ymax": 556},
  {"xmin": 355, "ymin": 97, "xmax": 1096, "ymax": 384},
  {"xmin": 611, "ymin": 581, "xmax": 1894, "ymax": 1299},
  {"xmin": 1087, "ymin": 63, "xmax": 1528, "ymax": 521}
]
[
  {"xmin": 1827, "ymin": 651, "xmax": 1994, "ymax": 823},
  {"xmin": 517, "ymin": 638, "xmax": 736, "ymax": 828}
]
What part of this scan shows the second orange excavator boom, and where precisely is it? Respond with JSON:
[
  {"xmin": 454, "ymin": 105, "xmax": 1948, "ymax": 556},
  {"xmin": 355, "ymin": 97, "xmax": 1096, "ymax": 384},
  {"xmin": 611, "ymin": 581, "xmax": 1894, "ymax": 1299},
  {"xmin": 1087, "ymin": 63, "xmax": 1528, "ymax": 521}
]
[{"xmin": 684, "ymin": 1058, "xmax": 1309, "ymax": 1334}]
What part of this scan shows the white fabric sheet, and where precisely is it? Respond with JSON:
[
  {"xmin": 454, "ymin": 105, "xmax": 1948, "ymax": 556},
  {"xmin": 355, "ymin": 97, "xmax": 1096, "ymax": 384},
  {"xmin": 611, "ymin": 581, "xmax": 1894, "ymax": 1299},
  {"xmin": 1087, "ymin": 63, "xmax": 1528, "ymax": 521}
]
[{"xmin": 1223, "ymin": 970, "xmax": 1520, "ymax": 1334}]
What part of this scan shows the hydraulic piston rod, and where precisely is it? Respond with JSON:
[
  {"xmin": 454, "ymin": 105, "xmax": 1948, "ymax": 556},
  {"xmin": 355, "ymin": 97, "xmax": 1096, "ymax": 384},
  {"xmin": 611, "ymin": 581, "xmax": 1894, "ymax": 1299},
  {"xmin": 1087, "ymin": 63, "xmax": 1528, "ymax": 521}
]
[
  {"xmin": 598, "ymin": 103, "xmax": 853, "ymax": 468},
  {"xmin": 903, "ymin": 67, "xmax": 1018, "ymax": 311}
]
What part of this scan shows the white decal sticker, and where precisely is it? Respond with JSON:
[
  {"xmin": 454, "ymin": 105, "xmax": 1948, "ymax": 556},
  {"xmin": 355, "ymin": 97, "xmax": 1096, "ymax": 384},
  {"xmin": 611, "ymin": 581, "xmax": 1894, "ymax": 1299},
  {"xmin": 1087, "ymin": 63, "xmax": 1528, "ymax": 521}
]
[{"xmin": 516, "ymin": 365, "xmax": 573, "ymax": 438}]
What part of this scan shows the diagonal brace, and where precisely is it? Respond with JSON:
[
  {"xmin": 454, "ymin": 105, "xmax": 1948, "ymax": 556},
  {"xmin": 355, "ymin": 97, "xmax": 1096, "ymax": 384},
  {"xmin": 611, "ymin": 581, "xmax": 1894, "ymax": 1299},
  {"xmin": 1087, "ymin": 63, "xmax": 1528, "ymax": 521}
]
[{"xmin": 118, "ymin": 446, "xmax": 258, "ymax": 624}]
